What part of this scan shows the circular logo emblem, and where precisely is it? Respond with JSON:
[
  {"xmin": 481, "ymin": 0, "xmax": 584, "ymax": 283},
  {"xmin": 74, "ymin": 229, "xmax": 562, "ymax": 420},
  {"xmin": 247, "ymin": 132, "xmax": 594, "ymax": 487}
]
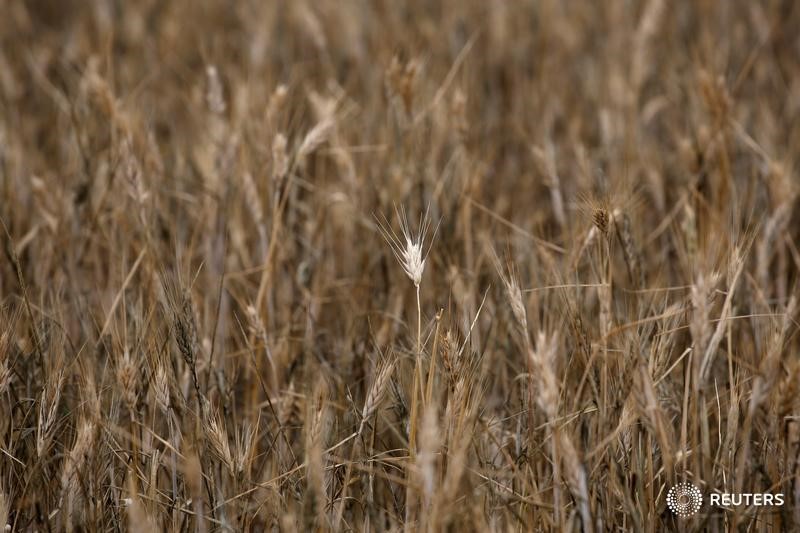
[{"xmin": 667, "ymin": 482, "xmax": 703, "ymax": 517}]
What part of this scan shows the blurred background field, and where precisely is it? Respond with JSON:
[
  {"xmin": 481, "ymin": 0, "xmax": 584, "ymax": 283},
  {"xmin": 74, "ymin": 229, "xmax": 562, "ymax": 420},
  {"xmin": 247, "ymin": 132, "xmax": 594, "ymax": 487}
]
[{"xmin": 1, "ymin": 1, "xmax": 799, "ymax": 531}]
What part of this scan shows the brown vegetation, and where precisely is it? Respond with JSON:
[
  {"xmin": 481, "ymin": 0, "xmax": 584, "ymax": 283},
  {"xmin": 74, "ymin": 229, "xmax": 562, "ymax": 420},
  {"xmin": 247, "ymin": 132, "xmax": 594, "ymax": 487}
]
[{"xmin": 1, "ymin": 1, "xmax": 800, "ymax": 531}]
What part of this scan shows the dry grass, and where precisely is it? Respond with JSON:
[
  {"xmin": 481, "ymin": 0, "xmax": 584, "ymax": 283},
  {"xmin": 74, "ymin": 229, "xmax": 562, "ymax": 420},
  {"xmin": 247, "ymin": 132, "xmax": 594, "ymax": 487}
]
[{"xmin": 1, "ymin": 1, "xmax": 800, "ymax": 531}]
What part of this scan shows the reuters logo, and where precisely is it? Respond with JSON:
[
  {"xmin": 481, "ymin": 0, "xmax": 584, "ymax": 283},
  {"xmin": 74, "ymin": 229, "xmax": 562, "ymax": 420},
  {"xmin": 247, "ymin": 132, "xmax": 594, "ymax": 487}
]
[{"xmin": 667, "ymin": 482, "xmax": 702, "ymax": 517}]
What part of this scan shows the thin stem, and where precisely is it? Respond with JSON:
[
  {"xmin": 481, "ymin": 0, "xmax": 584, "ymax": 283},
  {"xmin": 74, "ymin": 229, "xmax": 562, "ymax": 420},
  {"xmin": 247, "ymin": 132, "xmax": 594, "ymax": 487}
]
[
  {"xmin": 406, "ymin": 283, "xmax": 422, "ymax": 530},
  {"xmin": 416, "ymin": 284, "xmax": 426, "ymax": 404},
  {"xmin": 416, "ymin": 284, "xmax": 421, "ymax": 358}
]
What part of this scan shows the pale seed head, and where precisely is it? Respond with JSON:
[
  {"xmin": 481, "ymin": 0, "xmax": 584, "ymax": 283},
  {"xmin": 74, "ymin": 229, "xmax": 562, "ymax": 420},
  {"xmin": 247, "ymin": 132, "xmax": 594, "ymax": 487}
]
[{"xmin": 377, "ymin": 205, "xmax": 435, "ymax": 288}]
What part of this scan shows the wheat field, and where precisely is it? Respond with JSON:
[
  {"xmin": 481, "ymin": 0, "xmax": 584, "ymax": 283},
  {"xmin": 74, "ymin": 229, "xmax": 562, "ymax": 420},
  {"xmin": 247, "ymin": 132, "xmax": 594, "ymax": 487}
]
[{"xmin": 1, "ymin": 1, "xmax": 799, "ymax": 531}]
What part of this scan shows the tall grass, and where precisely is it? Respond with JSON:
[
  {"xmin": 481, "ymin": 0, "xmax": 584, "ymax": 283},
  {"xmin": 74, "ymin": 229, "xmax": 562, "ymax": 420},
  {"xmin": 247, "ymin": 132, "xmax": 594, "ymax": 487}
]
[{"xmin": 0, "ymin": 1, "xmax": 799, "ymax": 531}]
